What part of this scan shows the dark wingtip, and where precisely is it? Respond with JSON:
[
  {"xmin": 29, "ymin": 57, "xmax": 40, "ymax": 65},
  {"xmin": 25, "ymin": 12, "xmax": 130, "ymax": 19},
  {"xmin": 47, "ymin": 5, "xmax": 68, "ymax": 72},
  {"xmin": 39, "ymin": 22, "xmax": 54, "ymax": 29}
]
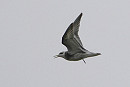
[
  {"xmin": 97, "ymin": 53, "xmax": 101, "ymax": 55},
  {"xmin": 80, "ymin": 13, "xmax": 83, "ymax": 17},
  {"xmin": 80, "ymin": 13, "xmax": 83, "ymax": 15},
  {"xmin": 74, "ymin": 13, "xmax": 83, "ymax": 22}
]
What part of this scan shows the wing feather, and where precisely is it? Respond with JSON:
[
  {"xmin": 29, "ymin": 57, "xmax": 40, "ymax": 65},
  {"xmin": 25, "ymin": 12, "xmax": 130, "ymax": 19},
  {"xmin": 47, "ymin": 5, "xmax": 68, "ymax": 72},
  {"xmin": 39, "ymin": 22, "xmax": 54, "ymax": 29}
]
[
  {"xmin": 73, "ymin": 13, "xmax": 83, "ymax": 47},
  {"xmin": 62, "ymin": 13, "xmax": 86, "ymax": 55}
]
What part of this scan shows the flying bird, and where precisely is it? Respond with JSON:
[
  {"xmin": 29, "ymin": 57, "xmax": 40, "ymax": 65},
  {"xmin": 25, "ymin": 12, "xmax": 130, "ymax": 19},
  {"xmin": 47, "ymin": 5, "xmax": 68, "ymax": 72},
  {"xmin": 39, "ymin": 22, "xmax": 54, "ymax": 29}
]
[{"xmin": 54, "ymin": 13, "xmax": 101, "ymax": 63}]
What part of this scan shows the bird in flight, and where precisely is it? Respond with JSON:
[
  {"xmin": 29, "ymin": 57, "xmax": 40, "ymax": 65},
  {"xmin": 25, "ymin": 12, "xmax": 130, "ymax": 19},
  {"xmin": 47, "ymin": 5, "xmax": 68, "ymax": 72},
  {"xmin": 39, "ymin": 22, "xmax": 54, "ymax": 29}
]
[{"xmin": 54, "ymin": 13, "xmax": 101, "ymax": 63}]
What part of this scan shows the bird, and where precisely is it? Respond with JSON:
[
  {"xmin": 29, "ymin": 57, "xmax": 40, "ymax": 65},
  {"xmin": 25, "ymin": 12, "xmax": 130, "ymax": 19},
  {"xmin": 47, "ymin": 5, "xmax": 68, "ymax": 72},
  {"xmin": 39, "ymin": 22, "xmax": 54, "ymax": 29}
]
[{"xmin": 54, "ymin": 13, "xmax": 101, "ymax": 63}]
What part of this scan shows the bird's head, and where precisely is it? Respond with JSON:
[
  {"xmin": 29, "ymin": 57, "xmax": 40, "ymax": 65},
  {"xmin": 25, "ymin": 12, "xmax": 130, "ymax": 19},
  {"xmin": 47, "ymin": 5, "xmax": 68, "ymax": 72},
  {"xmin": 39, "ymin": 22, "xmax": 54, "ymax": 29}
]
[{"xmin": 54, "ymin": 51, "xmax": 65, "ymax": 58}]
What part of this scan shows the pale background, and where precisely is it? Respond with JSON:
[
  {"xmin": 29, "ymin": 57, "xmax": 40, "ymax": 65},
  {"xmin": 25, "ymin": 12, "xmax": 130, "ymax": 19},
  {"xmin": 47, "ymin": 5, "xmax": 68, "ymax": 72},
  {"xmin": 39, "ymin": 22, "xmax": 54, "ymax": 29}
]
[{"xmin": 0, "ymin": 0, "xmax": 130, "ymax": 87}]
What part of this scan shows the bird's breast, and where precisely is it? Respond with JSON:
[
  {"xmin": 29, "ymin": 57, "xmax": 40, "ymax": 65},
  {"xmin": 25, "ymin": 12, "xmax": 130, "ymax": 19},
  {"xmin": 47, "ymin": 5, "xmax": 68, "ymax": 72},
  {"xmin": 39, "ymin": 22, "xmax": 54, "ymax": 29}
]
[{"xmin": 64, "ymin": 52, "xmax": 85, "ymax": 61}]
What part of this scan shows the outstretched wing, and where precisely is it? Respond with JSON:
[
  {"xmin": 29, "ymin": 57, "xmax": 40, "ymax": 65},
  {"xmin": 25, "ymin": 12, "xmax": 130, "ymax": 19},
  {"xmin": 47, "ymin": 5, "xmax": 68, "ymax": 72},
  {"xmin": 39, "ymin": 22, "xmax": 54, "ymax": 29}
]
[
  {"xmin": 62, "ymin": 13, "xmax": 86, "ymax": 55},
  {"xmin": 73, "ymin": 13, "xmax": 83, "ymax": 47}
]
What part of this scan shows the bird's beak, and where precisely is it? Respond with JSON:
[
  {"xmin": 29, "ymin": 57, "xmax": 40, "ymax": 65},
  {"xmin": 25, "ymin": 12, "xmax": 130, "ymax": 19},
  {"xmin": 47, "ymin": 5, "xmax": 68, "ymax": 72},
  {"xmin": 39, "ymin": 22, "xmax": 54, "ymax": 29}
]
[{"xmin": 54, "ymin": 55, "xmax": 58, "ymax": 58}]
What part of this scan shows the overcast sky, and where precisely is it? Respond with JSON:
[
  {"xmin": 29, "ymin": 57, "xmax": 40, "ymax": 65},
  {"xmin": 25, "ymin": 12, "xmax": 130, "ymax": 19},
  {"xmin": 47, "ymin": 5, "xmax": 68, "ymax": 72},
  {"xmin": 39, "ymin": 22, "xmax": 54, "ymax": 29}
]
[{"xmin": 0, "ymin": 0, "xmax": 130, "ymax": 87}]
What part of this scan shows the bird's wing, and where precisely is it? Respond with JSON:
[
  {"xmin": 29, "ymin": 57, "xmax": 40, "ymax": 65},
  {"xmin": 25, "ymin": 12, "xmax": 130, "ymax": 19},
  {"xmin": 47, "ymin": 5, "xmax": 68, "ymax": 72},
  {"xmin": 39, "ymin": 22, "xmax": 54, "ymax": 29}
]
[
  {"xmin": 62, "ymin": 22, "xmax": 85, "ymax": 55},
  {"xmin": 73, "ymin": 13, "xmax": 84, "ymax": 47}
]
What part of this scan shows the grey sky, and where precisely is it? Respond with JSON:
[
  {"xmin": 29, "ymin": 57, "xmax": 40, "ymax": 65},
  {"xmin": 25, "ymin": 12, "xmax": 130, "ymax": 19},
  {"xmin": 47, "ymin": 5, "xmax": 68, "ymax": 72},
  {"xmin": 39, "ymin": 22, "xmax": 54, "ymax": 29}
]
[{"xmin": 0, "ymin": 0, "xmax": 130, "ymax": 87}]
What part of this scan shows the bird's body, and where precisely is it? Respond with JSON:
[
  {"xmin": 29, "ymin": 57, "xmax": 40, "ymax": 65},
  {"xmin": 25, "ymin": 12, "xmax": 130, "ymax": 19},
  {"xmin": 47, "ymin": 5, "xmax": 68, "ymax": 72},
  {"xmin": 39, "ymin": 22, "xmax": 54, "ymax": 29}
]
[
  {"xmin": 54, "ymin": 13, "xmax": 101, "ymax": 63},
  {"xmin": 62, "ymin": 50, "xmax": 100, "ymax": 61}
]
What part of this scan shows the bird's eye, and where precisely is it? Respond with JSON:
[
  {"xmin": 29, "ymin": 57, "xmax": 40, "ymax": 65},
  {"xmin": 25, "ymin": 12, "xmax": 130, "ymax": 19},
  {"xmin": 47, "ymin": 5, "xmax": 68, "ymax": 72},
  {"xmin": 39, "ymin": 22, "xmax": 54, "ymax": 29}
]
[{"xmin": 59, "ymin": 52, "xmax": 63, "ymax": 54}]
